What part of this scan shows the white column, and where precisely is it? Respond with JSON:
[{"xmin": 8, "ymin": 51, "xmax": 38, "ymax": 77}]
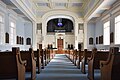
[
  {"xmin": 42, "ymin": 21, "xmax": 47, "ymax": 49},
  {"xmin": 74, "ymin": 22, "xmax": 78, "ymax": 49},
  {"xmin": 84, "ymin": 21, "xmax": 88, "ymax": 49},
  {"xmin": 110, "ymin": 13, "xmax": 114, "ymax": 47},
  {"xmin": 32, "ymin": 21, "xmax": 37, "ymax": 50}
]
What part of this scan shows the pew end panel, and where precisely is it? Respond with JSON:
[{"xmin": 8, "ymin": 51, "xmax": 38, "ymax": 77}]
[
  {"xmin": 20, "ymin": 48, "xmax": 36, "ymax": 80},
  {"xmin": 0, "ymin": 47, "xmax": 26, "ymax": 80},
  {"xmin": 87, "ymin": 48, "xmax": 109, "ymax": 80},
  {"xmin": 100, "ymin": 47, "xmax": 120, "ymax": 80},
  {"xmin": 81, "ymin": 49, "xmax": 92, "ymax": 74},
  {"xmin": 34, "ymin": 49, "xmax": 41, "ymax": 74}
]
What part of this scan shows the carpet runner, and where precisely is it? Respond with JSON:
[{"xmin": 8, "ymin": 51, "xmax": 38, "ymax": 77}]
[{"xmin": 36, "ymin": 54, "xmax": 89, "ymax": 80}]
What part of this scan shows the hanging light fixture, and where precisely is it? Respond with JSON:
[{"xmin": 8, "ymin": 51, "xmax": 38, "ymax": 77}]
[{"xmin": 57, "ymin": 18, "xmax": 63, "ymax": 27}]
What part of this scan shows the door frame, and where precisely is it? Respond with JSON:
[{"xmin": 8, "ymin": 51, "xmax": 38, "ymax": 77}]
[
  {"xmin": 57, "ymin": 38, "xmax": 63, "ymax": 49},
  {"xmin": 55, "ymin": 33, "xmax": 65, "ymax": 49}
]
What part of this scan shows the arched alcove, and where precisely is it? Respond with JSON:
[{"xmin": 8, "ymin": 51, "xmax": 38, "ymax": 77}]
[
  {"xmin": 47, "ymin": 18, "xmax": 74, "ymax": 33},
  {"xmin": 41, "ymin": 10, "xmax": 83, "ymax": 49}
]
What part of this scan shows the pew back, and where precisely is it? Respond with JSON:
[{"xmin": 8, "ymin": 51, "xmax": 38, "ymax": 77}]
[
  {"xmin": 81, "ymin": 49, "xmax": 92, "ymax": 74},
  {"xmin": 34, "ymin": 49, "xmax": 41, "ymax": 73},
  {"xmin": 0, "ymin": 48, "xmax": 26, "ymax": 80},
  {"xmin": 20, "ymin": 48, "xmax": 36, "ymax": 80},
  {"xmin": 100, "ymin": 47, "xmax": 120, "ymax": 80}
]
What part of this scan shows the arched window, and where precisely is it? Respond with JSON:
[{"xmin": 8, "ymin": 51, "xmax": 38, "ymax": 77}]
[
  {"xmin": 26, "ymin": 38, "xmax": 31, "ymax": 45},
  {"xmin": 115, "ymin": 15, "xmax": 120, "ymax": 44},
  {"xmin": 68, "ymin": 44, "xmax": 70, "ymax": 49},
  {"xmin": 20, "ymin": 36, "xmax": 22, "ymax": 44},
  {"xmin": 96, "ymin": 37, "xmax": 98, "ymax": 44},
  {"xmin": 89, "ymin": 37, "xmax": 93, "ymax": 45},
  {"xmin": 9, "ymin": 21, "xmax": 16, "ymax": 45},
  {"xmin": 70, "ymin": 44, "xmax": 73, "ymax": 49},
  {"xmin": 110, "ymin": 32, "xmax": 114, "ymax": 43},
  {"xmin": 5, "ymin": 32, "xmax": 9, "ymax": 43},
  {"xmin": 99, "ymin": 35, "xmax": 103, "ymax": 44},
  {"xmin": 103, "ymin": 21, "xmax": 110, "ymax": 45},
  {"xmin": 16, "ymin": 36, "xmax": 19, "ymax": 44},
  {"xmin": 22, "ymin": 37, "xmax": 24, "ymax": 45}
]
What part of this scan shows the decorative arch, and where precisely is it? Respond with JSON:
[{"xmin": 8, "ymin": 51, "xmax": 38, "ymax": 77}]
[
  {"xmin": 41, "ymin": 10, "xmax": 83, "ymax": 49},
  {"xmin": 42, "ymin": 10, "xmax": 79, "ymax": 23},
  {"xmin": 41, "ymin": 10, "xmax": 82, "ymax": 35}
]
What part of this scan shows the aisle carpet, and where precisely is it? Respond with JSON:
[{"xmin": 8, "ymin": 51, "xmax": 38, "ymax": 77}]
[{"xmin": 36, "ymin": 54, "xmax": 89, "ymax": 80}]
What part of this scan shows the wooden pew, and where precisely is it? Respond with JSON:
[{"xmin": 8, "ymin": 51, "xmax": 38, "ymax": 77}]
[
  {"xmin": 77, "ymin": 49, "xmax": 84, "ymax": 69},
  {"xmin": 74, "ymin": 49, "xmax": 78, "ymax": 66},
  {"xmin": 45, "ymin": 49, "xmax": 51, "ymax": 65},
  {"xmin": 70, "ymin": 49, "xmax": 74, "ymax": 62},
  {"xmin": 34, "ymin": 49, "xmax": 41, "ymax": 74},
  {"xmin": 81, "ymin": 49, "xmax": 92, "ymax": 74},
  {"xmin": 44, "ymin": 49, "xmax": 47, "ymax": 66},
  {"xmin": 40, "ymin": 49, "xmax": 45, "ymax": 69},
  {"xmin": 0, "ymin": 47, "xmax": 26, "ymax": 80},
  {"xmin": 20, "ymin": 48, "xmax": 36, "ymax": 80},
  {"xmin": 100, "ymin": 47, "xmax": 120, "ymax": 80},
  {"xmin": 87, "ymin": 48, "xmax": 109, "ymax": 80}
]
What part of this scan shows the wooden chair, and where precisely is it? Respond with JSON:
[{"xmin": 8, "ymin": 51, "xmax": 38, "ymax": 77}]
[
  {"xmin": 100, "ymin": 47, "xmax": 120, "ymax": 80},
  {"xmin": 20, "ymin": 48, "xmax": 36, "ymax": 80},
  {"xmin": 0, "ymin": 47, "xmax": 26, "ymax": 80}
]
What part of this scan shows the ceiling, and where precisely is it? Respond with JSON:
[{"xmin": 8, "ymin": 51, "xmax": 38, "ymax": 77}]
[
  {"xmin": 1, "ymin": 0, "xmax": 118, "ymax": 21},
  {"xmin": 32, "ymin": 0, "xmax": 89, "ymax": 17}
]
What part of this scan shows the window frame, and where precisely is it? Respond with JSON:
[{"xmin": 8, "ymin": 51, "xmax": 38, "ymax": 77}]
[
  {"xmin": 115, "ymin": 15, "xmax": 120, "ymax": 44},
  {"xmin": 103, "ymin": 21, "xmax": 110, "ymax": 45},
  {"xmin": 9, "ymin": 19, "xmax": 16, "ymax": 45},
  {"xmin": 0, "ymin": 12, "xmax": 5, "ymax": 44}
]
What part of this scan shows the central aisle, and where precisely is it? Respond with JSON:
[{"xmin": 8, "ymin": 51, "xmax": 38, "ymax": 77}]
[{"xmin": 36, "ymin": 54, "xmax": 88, "ymax": 80}]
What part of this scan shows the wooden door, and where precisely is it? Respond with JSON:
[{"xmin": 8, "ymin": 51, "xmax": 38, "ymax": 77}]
[{"xmin": 57, "ymin": 39, "xmax": 63, "ymax": 54}]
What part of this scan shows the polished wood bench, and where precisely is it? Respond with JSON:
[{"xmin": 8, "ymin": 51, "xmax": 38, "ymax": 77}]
[
  {"xmin": 87, "ymin": 48, "xmax": 109, "ymax": 80},
  {"xmin": 40, "ymin": 49, "xmax": 45, "ymax": 69},
  {"xmin": 81, "ymin": 49, "xmax": 92, "ymax": 74},
  {"xmin": 77, "ymin": 50, "xmax": 84, "ymax": 69},
  {"xmin": 100, "ymin": 47, "xmax": 120, "ymax": 80},
  {"xmin": 69, "ymin": 49, "xmax": 74, "ymax": 62},
  {"xmin": 34, "ymin": 49, "xmax": 41, "ymax": 74},
  {"xmin": 0, "ymin": 47, "xmax": 26, "ymax": 80},
  {"xmin": 20, "ymin": 48, "xmax": 36, "ymax": 80}
]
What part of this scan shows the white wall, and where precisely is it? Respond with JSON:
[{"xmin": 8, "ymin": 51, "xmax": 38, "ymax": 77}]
[
  {"xmin": 87, "ymin": 22, "xmax": 95, "ymax": 50},
  {"xmin": 87, "ymin": 1, "xmax": 120, "ymax": 50},
  {"xmin": 65, "ymin": 35, "xmax": 75, "ymax": 49},
  {"xmin": 39, "ymin": 34, "xmax": 75, "ymax": 49},
  {"xmin": 0, "ymin": 1, "xmax": 33, "ymax": 51},
  {"xmin": 24, "ymin": 21, "xmax": 32, "ymax": 49},
  {"xmin": 16, "ymin": 17, "xmax": 25, "ymax": 36}
]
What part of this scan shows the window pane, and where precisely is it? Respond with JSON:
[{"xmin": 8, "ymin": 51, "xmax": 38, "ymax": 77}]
[
  {"xmin": 0, "ymin": 16, "xmax": 3, "ymax": 22},
  {"xmin": 10, "ymin": 22, "xmax": 15, "ymax": 27},
  {"xmin": 115, "ymin": 15, "xmax": 120, "ymax": 44},
  {"xmin": 0, "ymin": 15, "xmax": 4, "ymax": 44},
  {"xmin": 9, "ymin": 21, "xmax": 16, "ymax": 45},
  {"xmin": 103, "ymin": 21, "xmax": 110, "ymax": 45}
]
